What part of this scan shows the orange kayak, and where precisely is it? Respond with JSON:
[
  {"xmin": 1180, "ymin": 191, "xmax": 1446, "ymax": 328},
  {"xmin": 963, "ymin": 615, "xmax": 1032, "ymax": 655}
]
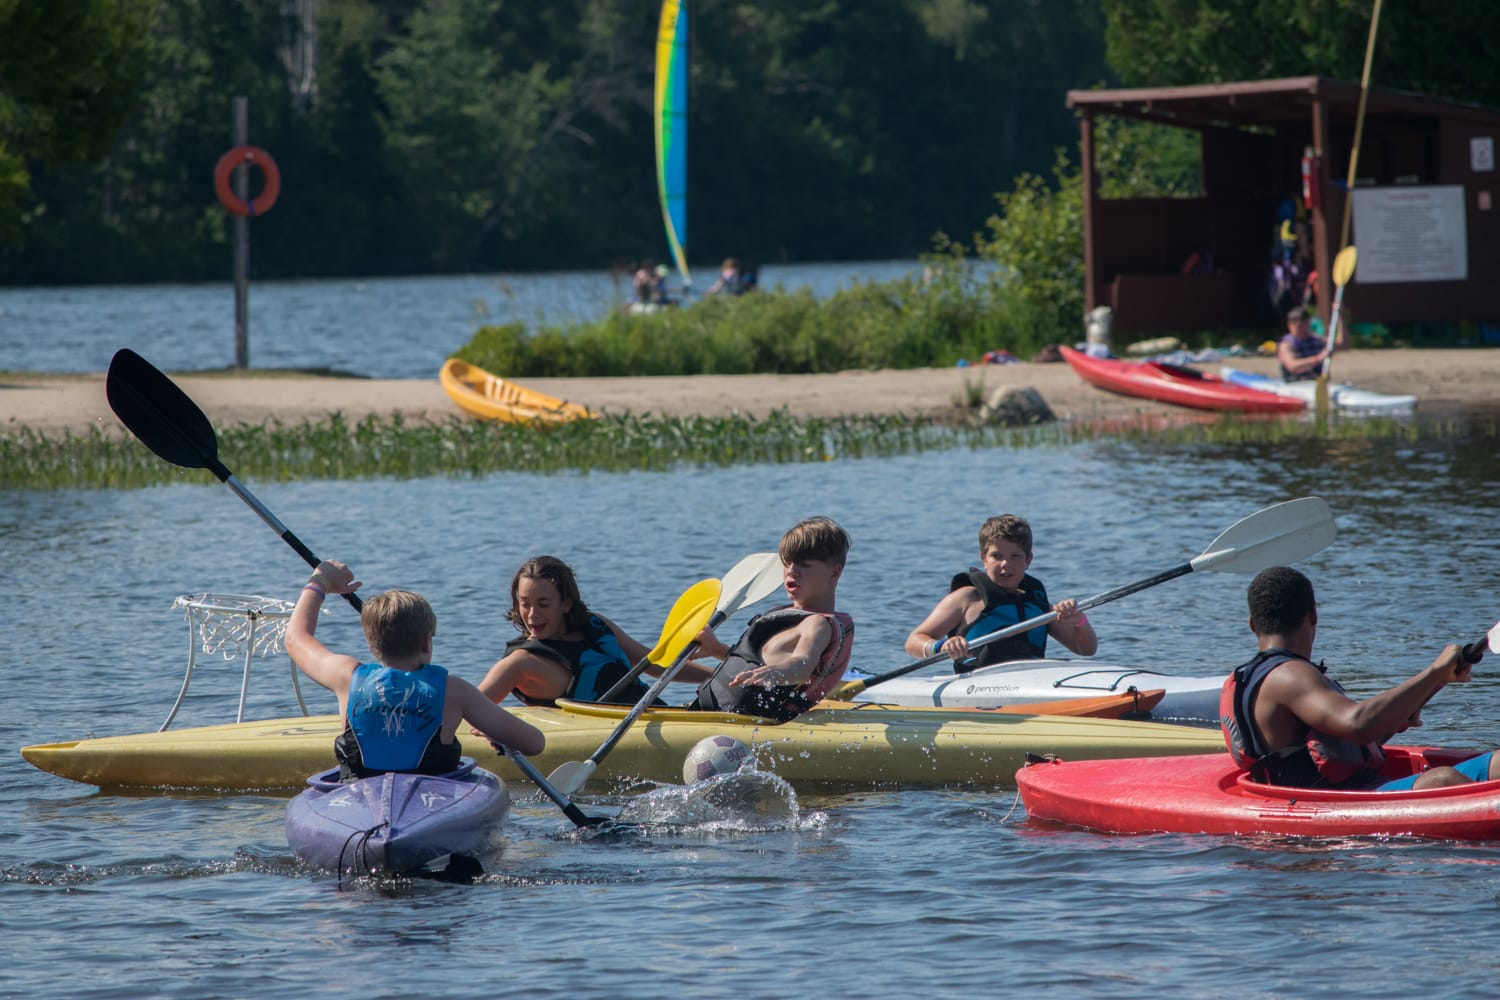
[{"xmin": 822, "ymin": 688, "xmax": 1164, "ymax": 719}]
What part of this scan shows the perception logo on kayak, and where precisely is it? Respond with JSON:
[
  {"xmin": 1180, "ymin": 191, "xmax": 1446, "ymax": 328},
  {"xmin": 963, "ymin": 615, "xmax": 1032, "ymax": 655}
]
[{"xmin": 965, "ymin": 684, "xmax": 1022, "ymax": 695}]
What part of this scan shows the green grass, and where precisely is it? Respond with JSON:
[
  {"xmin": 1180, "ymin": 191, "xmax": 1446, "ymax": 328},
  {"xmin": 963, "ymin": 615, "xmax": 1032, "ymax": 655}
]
[{"xmin": 0, "ymin": 409, "xmax": 1480, "ymax": 490}]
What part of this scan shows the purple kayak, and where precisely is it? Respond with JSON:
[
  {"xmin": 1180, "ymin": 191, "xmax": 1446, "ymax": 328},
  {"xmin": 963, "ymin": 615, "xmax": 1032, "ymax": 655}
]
[{"xmin": 285, "ymin": 758, "xmax": 510, "ymax": 875}]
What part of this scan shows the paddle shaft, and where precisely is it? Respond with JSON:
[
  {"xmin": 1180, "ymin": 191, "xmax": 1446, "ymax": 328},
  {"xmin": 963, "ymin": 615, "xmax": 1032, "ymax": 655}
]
[
  {"xmin": 586, "ymin": 628, "xmax": 716, "ymax": 767},
  {"xmin": 216, "ymin": 461, "xmax": 363, "ymax": 611},
  {"xmin": 840, "ymin": 564, "xmax": 1194, "ymax": 695},
  {"xmin": 497, "ymin": 744, "xmax": 610, "ymax": 827}
]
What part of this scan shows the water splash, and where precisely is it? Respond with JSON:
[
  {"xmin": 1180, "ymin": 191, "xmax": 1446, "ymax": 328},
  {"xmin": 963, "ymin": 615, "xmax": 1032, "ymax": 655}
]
[{"xmin": 615, "ymin": 770, "xmax": 799, "ymax": 832}]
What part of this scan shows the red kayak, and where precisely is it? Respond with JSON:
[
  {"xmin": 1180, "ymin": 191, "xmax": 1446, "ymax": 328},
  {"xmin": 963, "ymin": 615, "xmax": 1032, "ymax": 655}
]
[
  {"xmin": 1016, "ymin": 746, "xmax": 1500, "ymax": 840},
  {"xmin": 1059, "ymin": 346, "xmax": 1305, "ymax": 414}
]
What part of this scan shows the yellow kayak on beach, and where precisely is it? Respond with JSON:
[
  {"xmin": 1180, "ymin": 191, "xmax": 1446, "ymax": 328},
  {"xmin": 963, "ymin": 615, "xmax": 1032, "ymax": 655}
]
[
  {"xmin": 20, "ymin": 698, "xmax": 1222, "ymax": 793},
  {"xmin": 439, "ymin": 358, "xmax": 593, "ymax": 424}
]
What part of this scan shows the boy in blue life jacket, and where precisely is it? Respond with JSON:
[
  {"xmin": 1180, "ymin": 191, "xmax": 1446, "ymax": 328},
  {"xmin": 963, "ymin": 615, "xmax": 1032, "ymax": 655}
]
[
  {"xmin": 906, "ymin": 514, "xmax": 1095, "ymax": 673},
  {"xmin": 1222, "ymin": 566, "xmax": 1500, "ymax": 791},
  {"xmin": 688, "ymin": 516, "xmax": 855, "ymax": 721},
  {"xmin": 287, "ymin": 559, "xmax": 544, "ymax": 780}
]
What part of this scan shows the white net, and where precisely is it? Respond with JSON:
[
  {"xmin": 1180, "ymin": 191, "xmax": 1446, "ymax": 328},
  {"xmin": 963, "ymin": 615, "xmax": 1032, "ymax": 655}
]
[{"xmin": 172, "ymin": 593, "xmax": 297, "ymax": 661}]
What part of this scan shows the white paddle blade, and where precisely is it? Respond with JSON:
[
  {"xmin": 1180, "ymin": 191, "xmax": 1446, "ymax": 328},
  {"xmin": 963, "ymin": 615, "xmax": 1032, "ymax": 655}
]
[
  {"xmin": 1189, "ymin": 497, "xmax": 1336, "ymax": 574},
  {"xmin": 716, "ymin": 552, "xmax": 785, "ymax": 620},
  {"xmin": 547, "ymin": 759, "xmax": 595, "ymax": 796}
]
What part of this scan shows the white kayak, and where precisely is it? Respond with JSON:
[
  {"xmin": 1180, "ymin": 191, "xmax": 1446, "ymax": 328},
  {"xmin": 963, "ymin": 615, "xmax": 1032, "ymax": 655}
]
[
  {"xmin": 849, "ymin": 659, "xmax": 1224, "ymax": 725},
  {"xmin": 1218, "ymin": 366, "xmax": 1416, "ymax": 413}
]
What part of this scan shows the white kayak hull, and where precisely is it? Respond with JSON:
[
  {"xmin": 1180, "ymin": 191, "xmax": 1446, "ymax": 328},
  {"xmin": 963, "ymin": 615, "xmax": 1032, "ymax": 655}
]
[
  {"xmin": 1218, "ymin": 366, "xmax": 1416, "ymax": 412},
  {"xmin": 851, "ymin": 659, "xmax": 1224, "ymax": 724}
]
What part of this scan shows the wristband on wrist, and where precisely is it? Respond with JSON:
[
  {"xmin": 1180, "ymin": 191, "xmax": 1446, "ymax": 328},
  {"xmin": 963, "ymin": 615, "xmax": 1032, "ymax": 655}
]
[{"xmin": 303, "ymin": 582, "xmax": 326, "ymax": 597}]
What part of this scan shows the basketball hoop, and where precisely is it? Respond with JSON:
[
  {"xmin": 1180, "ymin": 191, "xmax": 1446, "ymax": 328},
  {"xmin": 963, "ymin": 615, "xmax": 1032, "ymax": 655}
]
[{"xmin": 163, "ymin": 593, "xmax": 316, "ymax": 730}]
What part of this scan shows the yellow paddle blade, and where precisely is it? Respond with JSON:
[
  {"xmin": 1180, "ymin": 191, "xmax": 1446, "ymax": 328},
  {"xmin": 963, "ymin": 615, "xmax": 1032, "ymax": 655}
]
[
  {"xmin": 648, "ymin": 578, "xmax": 721, "ymax": 666},
  {"xmin": 1332, "ymin": 245, "xmax": 1357, "ymax": 286}
]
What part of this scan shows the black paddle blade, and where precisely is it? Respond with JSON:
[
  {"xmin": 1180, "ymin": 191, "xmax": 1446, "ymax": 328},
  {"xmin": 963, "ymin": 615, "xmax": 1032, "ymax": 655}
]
[{"xmin": 106, "ymin": 349, "xmax": 220, "ymax": 471}]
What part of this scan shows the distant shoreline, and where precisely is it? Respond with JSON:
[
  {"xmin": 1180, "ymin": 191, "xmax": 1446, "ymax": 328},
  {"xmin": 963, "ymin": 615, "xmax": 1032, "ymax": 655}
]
[{"xmin": 4, "ymin": 349, "xmax": 1497, "ymax": 434}]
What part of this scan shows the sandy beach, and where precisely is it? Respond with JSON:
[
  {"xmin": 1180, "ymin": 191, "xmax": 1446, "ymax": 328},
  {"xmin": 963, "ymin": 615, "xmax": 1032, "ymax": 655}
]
[{"xmin": 3, "ymin": 349, "xmax": 1496, "ymax": 434}]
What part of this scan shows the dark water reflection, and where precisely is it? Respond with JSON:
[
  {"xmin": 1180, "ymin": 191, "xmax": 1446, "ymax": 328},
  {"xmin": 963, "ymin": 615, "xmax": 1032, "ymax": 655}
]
[{"xmin": 5, "ymin": 434, "xmax": 1500, "ymax": 998}]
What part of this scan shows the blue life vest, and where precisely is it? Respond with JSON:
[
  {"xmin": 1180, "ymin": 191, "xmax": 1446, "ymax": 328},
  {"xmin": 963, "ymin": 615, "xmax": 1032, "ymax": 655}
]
[
  {"xmin": 1219, "ymin": 648, "xmax": 1386, "ymax": 787},
  {"xmin": 693, "ymin": 607, "xmax": 855, "ymax": 721},
  {"xmin": 950, "ymin": 568, "xmax": 1050, "ymax": 671},
  {"xmin": 337, "ymin": 662, "xmax": 457, "ymax": 777},
  {"xmin": 505, "ymin": 613, "xmax": 647, "ymax": 705}
]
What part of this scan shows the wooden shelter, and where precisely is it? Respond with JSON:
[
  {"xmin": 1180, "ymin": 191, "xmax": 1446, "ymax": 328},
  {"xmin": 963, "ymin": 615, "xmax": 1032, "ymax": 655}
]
[{"xmin": 1068, "ymin": 77, "xmax": 1500, "ymax": 334}]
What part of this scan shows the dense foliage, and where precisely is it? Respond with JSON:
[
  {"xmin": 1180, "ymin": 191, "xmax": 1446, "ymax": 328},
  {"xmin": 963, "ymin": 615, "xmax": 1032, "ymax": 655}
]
[
  {"xmin": 1101, "ymin": 1, "xmax": 1497, "ymax": 104},
  {"xmin": 0, "ymin": 0, "xmax": 1105, "ymax": 284}
]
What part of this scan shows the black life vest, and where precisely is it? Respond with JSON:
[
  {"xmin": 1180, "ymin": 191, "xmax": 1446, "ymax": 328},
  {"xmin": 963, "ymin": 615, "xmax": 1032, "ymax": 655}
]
[
  {"xmin": 693, "ymin": 607, "xmax": 855, "ymax": 721},
  {"xmin": 949, "ymin": 568, "xmax": 1050, "ymax": 671},
  {"xmin": 506, "ymin": 613, "xmax": 648, "ymax": 705},
  {"xmin": 1219, "ymin": 648, "xmax": 1387, "ymax": 787}
]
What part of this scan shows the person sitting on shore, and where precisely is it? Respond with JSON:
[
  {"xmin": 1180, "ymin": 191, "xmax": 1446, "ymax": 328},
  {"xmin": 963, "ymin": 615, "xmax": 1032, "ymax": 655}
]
[
  {"xmin": 707, "ymin": 257, "xmax": 757, "ymax": 296},
  {"xmin": 286, "ymin": 559, "xmax": 544, "ymax": 780},
  {"xmin": 1277, "ymin": 305, "xmax": 1346, "ymax": 382},
  {"xmin": 1220, "ymin": 566, "xmax": 1500, "ymax": 791},
  {"xmin": 687, "ymin": 516, "xmax": 854, "ymax": 721},
  {"xmin": 476, "ymin": 555, "xmax": 712, "ymax": 708},
  {"xmin": 905, "ymin": 514, "xmax": 1096, "ymax": 673}
]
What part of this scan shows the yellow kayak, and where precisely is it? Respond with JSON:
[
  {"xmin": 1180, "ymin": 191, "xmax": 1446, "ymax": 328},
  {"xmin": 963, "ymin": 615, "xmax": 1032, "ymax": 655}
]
[
  {"xmin": 20, "ymin": 699, "xmax": 1223, "ymax": 792},
  {"xmin": 439, "ymin": 358, "xmax": 593, "ymax": 424}
]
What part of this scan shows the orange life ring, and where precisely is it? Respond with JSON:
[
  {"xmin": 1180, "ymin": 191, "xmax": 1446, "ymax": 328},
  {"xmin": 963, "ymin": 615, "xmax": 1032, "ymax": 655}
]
[{"xmin": 214, "ymin": 146, "xmax": 280, "ymax": 217}]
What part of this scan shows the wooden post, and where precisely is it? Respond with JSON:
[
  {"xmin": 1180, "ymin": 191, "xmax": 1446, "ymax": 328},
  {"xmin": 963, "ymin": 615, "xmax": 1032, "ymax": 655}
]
[
  {"xmin": 232, "ymin": 96, "xmax": 249, "ymax": 369},
  {"xmin": 1079, "ymin": 109, "xmax": 1098, "ymax": 313},
  {"xmin": 1310, "ymin": 95, "xmax": 1331, "ymax": 329}
]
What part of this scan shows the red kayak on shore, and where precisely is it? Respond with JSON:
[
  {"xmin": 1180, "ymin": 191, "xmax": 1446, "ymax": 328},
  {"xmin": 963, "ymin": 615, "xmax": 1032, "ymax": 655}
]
[
  {"xmin": 1060, "ymin": 346, "xmax": 1306, "ymax": 414},
  {"xmin": 1017, "ymin": 746, "xmax": 1500, "ymax": 840}
]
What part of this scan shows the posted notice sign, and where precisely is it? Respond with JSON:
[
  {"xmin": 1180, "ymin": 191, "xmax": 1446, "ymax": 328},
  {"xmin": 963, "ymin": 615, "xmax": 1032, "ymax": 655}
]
[{"xmin": 1351, "ymin": 185, "xmax": 1468, "ymax": 283}]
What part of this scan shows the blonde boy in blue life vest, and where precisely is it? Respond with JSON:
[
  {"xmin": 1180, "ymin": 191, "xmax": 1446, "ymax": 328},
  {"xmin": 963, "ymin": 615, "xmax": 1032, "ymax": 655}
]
[{"xmin": 287, "ymin": 559, "xmax": 544, "ymax": 779}]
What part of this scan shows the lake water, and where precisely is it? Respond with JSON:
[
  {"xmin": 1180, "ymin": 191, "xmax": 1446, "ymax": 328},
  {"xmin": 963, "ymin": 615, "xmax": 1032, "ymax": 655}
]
[
  {"xmin": 6, "ymin": 270, "xmax": 1500, "ymax": 998},
  {"xmin": 0, "ymin": 260, "xmax": 922, "ymax": 378}
]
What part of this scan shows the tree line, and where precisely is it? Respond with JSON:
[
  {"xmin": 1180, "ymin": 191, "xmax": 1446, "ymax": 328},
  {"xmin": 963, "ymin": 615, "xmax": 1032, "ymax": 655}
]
[
  {"xmin": 1, "ymin": 1, "xmax": 1490, "ymax": 287},
  {"xmin": 0, "ymin": 0, "xmax": 1105, "ymax": 284}
]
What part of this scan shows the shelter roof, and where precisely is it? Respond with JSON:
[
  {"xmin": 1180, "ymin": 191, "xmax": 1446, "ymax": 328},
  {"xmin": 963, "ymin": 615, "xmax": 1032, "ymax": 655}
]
[{"xmin": 1067, "ymin": 76, "xmax": 1500, "ymax": 135}]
